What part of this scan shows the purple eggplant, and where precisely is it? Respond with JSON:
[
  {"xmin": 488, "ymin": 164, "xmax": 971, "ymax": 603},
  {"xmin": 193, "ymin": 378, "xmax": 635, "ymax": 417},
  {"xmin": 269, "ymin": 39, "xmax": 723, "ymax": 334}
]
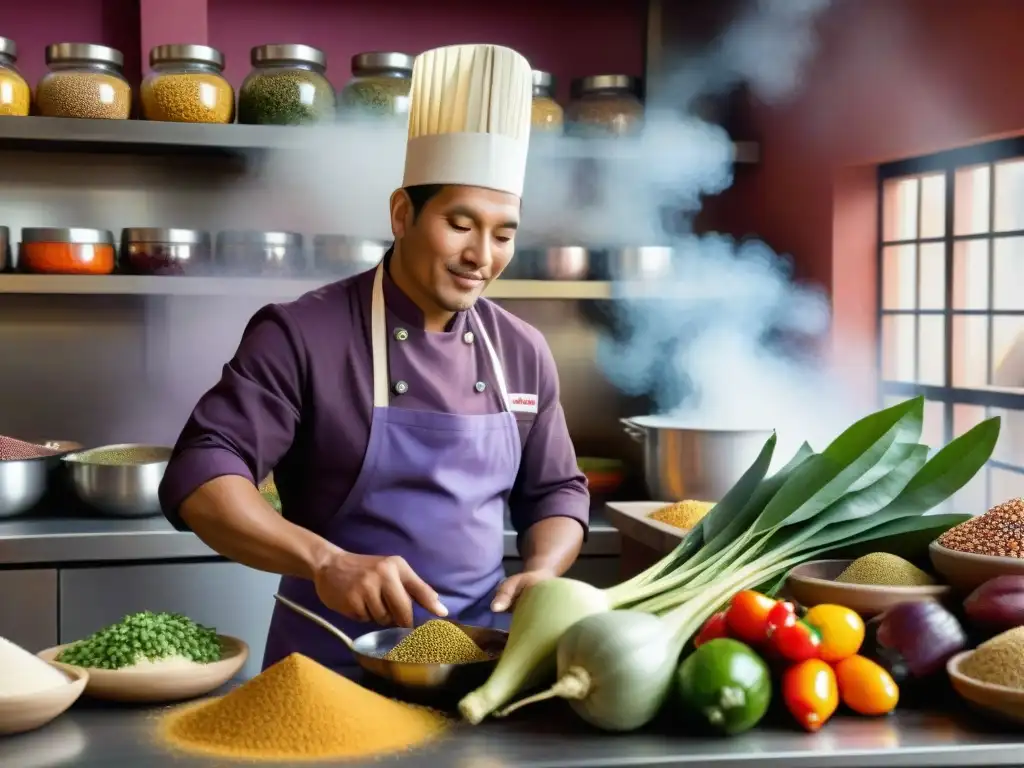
[
  {"xmin": 964, "ymin": 576, "xmax": 1024, "ymax": 632},
  {"xmin": 871, "ymin": 601, "xmax": 967, "ymax": 680}
]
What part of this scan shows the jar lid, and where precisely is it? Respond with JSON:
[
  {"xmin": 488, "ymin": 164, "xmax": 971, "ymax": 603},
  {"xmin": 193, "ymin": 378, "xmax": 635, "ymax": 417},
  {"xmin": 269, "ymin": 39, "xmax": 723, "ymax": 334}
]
[
  {"xmin": 251, "ymin": 44, "xmax": 327, "ymax": 69},
  {"xmin": 22, "ymin": 227, "xmax": 115, "ymax": 245},
  {"xmin": 122, "ymin": 228, "xmax": 212, "ymax": 246},
  {"xmin": 46, "ymin": 43, "xmax": 124, "ymax": 68},
  {"xmin": 150, "ymin": 44, "xmax": 225, "ymax": 70},
  {"xmin": 571, "ymin": 75, "xmax": 640, "ymax": 97},
  {"xmin": 217, "ymin": 231, "xmax": 304, "ymax": 248},
  {"xmin": 0, "ymin": 37, "xmax": 17, "ymax": 60},
  {"xmin": 532, "ymin": 70, "xmax": 556, "ymax": 96},
  {"xmin": 351, "ymin": 52, "xmax": 414, "ymax": 75}
]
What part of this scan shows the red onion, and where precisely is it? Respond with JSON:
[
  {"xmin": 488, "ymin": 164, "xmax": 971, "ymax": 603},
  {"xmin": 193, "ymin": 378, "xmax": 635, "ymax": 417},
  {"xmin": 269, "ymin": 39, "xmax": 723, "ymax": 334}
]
[
  {"xmin": 875, "ymin": 601, "xmax": 966, "ymax": 678},
  {"xmin": 964, "ymin": 576, "xmax": 1024, "ymax": 631}
]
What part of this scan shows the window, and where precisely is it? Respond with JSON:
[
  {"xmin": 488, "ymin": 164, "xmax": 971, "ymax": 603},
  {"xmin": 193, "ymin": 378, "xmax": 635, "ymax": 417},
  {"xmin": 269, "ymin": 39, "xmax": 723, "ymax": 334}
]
[{"xmin": 879, "ymin": 138, "xmax": 1024, "ymax": 512}]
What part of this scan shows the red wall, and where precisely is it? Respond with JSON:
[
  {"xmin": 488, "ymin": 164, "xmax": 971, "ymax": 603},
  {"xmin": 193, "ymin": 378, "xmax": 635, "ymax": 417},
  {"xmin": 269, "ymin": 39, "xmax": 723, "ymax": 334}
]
[{"xmin": 708, "ymin": 0, "xmax": 1024, "ymax": 399}]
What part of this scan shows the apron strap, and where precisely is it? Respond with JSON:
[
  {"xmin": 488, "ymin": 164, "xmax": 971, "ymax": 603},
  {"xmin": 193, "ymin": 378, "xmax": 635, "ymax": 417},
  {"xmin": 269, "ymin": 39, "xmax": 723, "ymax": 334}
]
[{"xmin": 370, "ymin": 261, "xmax": 512, "ymax": 413}]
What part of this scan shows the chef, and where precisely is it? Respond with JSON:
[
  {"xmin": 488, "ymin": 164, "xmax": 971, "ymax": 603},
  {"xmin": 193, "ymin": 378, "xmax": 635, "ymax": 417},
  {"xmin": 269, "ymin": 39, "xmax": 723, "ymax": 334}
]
[{"xmin": 159, "ymin": 43, "xmax": 589, "ymax": 671}]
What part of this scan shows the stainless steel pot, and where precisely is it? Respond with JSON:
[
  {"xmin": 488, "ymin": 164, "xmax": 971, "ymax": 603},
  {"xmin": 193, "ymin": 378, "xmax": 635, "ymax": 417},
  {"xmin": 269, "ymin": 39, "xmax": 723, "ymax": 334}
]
[
  {"xmin": 0, "ymin": 457, "xmax": 49, "ymax": 518},
  {"xmin": 608, "ymin": 246, "xmax": 674, "ymax": 281},
  {"xmin": 621, "ymin": 415, "xmax": 774, "ymax": 502},
  {"xmin": 63, "ymin": 444, "xmax": 171, "ymax": 518}
]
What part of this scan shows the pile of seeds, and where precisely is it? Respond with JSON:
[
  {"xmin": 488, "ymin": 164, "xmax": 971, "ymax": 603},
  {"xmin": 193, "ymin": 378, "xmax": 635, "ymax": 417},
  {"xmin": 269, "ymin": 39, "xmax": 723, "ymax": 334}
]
[
  {"xmin": 835, "ymin": 552, "xmax": 936, "ymax": 587},
  {"xmin": 141, "ymin": 73, "xmax": 234, "ymax": 123},
  {"xmin": 938, "ymin": 498, "xmax": 1024, "ymax": 558},
  {"xmin": 66, "ymin": 445, "xmax": 171, "ymax": 466},
  {"xmin": 384, "ymin": 620, "xmax": 490, "ymax": 665},
  {"xmin": 36, "ymin": 72, "xmax": 131, "ymax": 119},
  {"xmin": 650, "ymin": 500, "xmax": 715, "ymax": 530},
  {"xmin": 959, "ymin": 626, "xmax": 1024, "ymax": 689},
  {"xmin": 238, "ymin": 70, "xmax": 335, "ymax": 125},
  {"xmin": 0, "ymin": 435, "xmax": 62, "ymax": 461}
]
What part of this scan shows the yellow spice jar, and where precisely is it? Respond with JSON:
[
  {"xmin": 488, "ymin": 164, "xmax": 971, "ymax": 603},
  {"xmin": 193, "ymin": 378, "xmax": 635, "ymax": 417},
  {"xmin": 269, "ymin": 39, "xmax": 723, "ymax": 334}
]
[
  {"xmin": 37, "ymin": 43, "xmax": 131, "ymax": 120},
  {"xmin": 531, "ymin": 69, "xmax": 563, "ymax": 133},
  {"xmin": 141, "ymin": 44, "xmax": 234, "ymax": 124},
  {"xmin": 0, "ymin": 37, "xmax": 30, "ymax": 116}
]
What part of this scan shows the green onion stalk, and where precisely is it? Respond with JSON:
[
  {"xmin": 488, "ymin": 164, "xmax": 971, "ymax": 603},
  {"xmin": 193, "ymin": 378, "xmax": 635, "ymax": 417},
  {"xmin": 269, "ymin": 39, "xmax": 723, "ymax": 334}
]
[{"xmin": 459, "ymin": 397, "xmax": 999, "ymax": 725}]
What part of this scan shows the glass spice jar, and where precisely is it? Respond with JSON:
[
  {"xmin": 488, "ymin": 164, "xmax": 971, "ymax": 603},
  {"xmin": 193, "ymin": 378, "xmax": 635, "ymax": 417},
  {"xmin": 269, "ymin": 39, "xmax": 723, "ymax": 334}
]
[
  {"xmin": 566, "ymin": 75, "xmax": 644, "ymax": 138},
  {"xmin": 0, "ymin": 37, "xmax": 30, "ymax": 117},
  {"xmin": 216, "ymin": 230, "xmax": 306, "ymax": 276},
  {"xmin": 20, "ymin": 228, "xmax": 116, "ymax": 275},
  {"xmin": 36, "ymin": 43, "xmax": 131, "ymax": 120},
  {"xmin": 338, "ymin": 52, "xmax": 413, "ymax": 121},
  {"xmin": 141, "ymin": 44, "xmax": 234, "ymax": 124},
  {"xmin": 238, "ymin": 44, "xmax": 335, "ymax": 126},
  {"xmin": 121, "ymin": 228, "xmax": 213, "ymax": 275},
  {"xmin": 531, "ymin": 70, "xmax": 563, "ymax": 133}
]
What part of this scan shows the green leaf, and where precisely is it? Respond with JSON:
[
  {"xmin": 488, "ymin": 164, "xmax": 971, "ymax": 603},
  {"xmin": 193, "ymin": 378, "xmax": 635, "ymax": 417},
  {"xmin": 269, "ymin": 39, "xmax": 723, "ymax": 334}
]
[
  {"xmin": 825, "ymin": 513, "xmax": 971, "ymax": 566},
  {"xmin": 806, "ymin": 513, "xmax": 973, "ymax": 559}
]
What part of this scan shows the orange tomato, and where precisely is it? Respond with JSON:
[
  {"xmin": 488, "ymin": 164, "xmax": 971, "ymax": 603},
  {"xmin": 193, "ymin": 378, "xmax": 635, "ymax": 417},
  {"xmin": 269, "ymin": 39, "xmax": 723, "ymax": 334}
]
[
  {"xmin": 803, "ymin": 604, "xmax": 865, "ymax": 662},
  {"xmin": 782, "ymin": 659, "xmax": 839, "ymax": 733},
  {"xmin": 725, "ymin": 590, "xmax": 777, "ymax": 645},
  {"xmin": 834, "ymin": 655, "xmax": 899, "ymax": 716}
]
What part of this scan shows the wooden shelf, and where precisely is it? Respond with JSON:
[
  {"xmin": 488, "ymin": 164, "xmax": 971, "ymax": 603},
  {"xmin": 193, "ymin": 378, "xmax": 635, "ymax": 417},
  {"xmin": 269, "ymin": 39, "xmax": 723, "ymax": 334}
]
[{"xmin": 0, "ymin": 274, "xmax": 614, "ymax": 300}]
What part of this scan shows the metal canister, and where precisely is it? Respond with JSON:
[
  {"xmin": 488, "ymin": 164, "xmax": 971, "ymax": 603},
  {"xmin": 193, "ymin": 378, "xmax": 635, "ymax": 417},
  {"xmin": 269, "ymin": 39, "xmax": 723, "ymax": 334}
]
[
  {"xmin": 216, "ymin": 230, "xmax": 306, "ymax": 276},
  {"xmin": 121, "ymin": 228, "xmax": 213, "ymax": 275},
  {"xmin": 312, "ymin": 235, "xmax": 388, "ymax": 276}
]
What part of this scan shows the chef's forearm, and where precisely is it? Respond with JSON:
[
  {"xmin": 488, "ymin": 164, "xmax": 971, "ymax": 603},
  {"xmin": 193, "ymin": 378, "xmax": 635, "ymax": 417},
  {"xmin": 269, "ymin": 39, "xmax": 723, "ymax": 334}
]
[
  {"xmin": 179, "ymin": 475, "xmax": 339, "ymax": 581},
  {"xmin": 521, "ymin": 515, "xmax": 585, "ymax": 575}
]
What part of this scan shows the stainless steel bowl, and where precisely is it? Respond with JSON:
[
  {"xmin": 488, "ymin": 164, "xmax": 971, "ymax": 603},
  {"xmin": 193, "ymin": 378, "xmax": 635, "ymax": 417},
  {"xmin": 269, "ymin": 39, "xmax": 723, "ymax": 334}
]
[
  {"xmin": 509, "ymin": 246, "xmax": 590, "ymax": 280},
  {"xmin": 0, "ymin": 457, "xmax": 49, "ymax": 518},
  {"xmin": 63, "ymin": 444, "xmax": 171, "ymax": 518}
]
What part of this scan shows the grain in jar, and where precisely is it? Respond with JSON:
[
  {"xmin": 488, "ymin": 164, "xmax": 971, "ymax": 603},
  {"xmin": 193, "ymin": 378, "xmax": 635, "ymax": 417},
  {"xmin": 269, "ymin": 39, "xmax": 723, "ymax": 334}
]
[
  {"xmin": 36, "ymin": 43, "xmax": 131, "ymax": 120},
  {"xmin": 20, "ymin": 228, "xmax": 116, "ymax": 275},
  {"xmin": 566, "ymin": 75, "xmax": 644, "ymax": 138},
  {"xmin": 238, "ymin": 44, "xmax": 335, "ymax": 126},
  {"xmin": 338, "ymin": 51, "xmax": 413, "ymax": 121},
  {"xmin": 121, "ymin": 227, "xmax": 213, "ymax": 275},
  {"xmin": 531, "ymin": 70, "xmax": 563, "ymax": 133},
  {"xmin": 141, "ymin": 44, "xmax": 233, "ymax": 124},
  {"xmin": 0, "ymin": 37, "xmax": 30, "ymax": 117}
]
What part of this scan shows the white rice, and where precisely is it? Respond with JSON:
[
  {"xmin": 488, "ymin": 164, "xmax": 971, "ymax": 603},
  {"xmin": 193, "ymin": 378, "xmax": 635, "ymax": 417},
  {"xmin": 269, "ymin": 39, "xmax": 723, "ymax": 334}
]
[{"xmin": 0, "ymin": 636, "xmax": 69, "ymax": 697}]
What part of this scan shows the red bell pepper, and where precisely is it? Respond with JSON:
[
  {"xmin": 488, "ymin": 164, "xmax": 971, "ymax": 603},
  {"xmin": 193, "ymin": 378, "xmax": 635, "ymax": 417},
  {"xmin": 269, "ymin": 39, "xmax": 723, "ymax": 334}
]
[{"xmin": 770, "ymin": 619, "xmax": 822, "ymax": 663}]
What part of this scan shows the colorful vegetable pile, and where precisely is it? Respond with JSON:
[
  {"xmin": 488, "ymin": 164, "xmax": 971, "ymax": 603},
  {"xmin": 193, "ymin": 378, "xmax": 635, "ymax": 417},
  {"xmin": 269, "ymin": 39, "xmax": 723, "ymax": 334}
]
[{"xmin": 459, "ymin": 396, "xmax": 999, "ymax": 732}]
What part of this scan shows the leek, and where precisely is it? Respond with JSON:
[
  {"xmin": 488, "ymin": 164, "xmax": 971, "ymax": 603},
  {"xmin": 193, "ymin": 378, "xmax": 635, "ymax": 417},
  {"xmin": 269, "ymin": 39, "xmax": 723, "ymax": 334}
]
[{"xmin": 459, "ymin": 396, "xmax": 999, "ymax": 725}]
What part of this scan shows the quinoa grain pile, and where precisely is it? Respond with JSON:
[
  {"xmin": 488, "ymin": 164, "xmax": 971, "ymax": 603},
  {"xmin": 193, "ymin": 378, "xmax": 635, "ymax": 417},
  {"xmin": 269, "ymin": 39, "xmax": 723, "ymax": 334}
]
[{"xmin": 938, "ymin": 498, "xmax": 1024, "ymax": 557}]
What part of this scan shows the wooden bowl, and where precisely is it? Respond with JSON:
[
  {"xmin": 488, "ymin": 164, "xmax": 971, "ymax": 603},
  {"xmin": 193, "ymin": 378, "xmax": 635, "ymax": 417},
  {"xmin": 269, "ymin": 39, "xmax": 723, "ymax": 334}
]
[
  {"xmin": 929, "ymin": 540, "xmax": 1024, "ymax": 594},
  {"xmin": 0, "ymin": 663, "xmax": 88, "ymax": 736},
  {"xmin": 785, "ymin": 559, "xmax": 951, "ymax": 617},
  {"xmin": 37, "ymin": 635, "xmax": 248, "ymax": 703},
  {"xmin": 947, "ymin": 649, "xmax": 1024, "ymax": 723}
]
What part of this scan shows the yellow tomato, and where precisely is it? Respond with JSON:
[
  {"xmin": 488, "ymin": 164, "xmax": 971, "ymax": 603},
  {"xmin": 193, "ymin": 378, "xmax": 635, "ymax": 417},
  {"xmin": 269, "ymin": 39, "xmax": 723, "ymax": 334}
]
[
  {"xmin": 834, "ymin": 655, "xmax": 900, "ymax": 715},
  {"xmin": 803, "ymin": 604, "xmax": 865, "ymax": 662}
]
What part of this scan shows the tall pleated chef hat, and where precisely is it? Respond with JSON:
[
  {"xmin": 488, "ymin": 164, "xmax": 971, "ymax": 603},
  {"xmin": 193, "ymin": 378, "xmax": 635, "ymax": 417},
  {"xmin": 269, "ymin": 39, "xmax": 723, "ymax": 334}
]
[{"xmin": 402, "ymin": 44, "xmax": 533, "ymax": 198}]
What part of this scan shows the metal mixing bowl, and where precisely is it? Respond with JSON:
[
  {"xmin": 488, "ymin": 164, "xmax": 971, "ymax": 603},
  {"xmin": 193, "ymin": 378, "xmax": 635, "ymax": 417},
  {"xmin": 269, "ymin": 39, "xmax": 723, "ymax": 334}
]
[
  {"xmin": 63, "ymin": 444, "xmax": 171, "ymax": 518},
  {"xmin": 0, "ymin": 456, "xmax": 49, "ymax": 519}
]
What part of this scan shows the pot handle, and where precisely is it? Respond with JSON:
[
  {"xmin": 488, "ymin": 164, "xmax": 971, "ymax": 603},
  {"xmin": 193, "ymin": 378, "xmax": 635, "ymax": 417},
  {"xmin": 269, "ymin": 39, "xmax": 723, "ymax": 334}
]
[{"xmin": 620, "ymin": 418, "xmax": 646, "ymax": 443}]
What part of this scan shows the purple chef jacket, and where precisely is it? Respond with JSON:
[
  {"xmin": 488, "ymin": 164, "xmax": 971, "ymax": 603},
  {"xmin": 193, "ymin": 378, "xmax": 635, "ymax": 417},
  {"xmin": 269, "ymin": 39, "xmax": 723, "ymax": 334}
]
[{"xmin": 159, "ymin": 252, "xmax": 590, "ymax": 642}]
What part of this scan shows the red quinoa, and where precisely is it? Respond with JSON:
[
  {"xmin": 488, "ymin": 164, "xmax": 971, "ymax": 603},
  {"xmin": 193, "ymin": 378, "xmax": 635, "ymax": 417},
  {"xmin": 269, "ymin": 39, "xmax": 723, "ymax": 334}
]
[
  {"xmin": 0, "ymin": 435, "xmax": 62, "ymax": 462},
  {"xmin": 938, "ymin": 497, "xmax": 1024, "ymax": 558}
]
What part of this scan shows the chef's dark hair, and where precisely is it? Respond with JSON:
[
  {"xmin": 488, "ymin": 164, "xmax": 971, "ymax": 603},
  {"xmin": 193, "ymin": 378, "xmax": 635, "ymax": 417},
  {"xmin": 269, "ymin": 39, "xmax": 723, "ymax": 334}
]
[{"xmin": 404, "ymin": 184, "xmax": 445, "ymax": 222}]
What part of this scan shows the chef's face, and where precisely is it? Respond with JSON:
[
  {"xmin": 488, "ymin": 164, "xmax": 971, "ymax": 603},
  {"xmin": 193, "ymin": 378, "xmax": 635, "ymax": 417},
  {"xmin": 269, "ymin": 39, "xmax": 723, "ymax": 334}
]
[{"xmin": 390, "ymin": 184, "xmax": 520, "ymax": 314}]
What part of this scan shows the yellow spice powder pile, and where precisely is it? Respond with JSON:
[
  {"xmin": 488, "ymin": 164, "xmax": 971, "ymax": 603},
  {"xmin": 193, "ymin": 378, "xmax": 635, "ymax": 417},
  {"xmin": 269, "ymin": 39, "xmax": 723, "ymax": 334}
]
[
  {"xmin": 650, "ymin": 500, "xmax": 715, "ymax": 530},
  {"xmin": 384, "ymin": 619, "xmax": 490, "ymax": 664},
  {"xmin": 960, "ymin": 626, "xmax": 1024, "ymax": 690},
  {"xmin": 160, "ymin": 653, "xmax": 448, "ymax": 762},
  {"xmin": 835, "ymin": 552, "xmax": 935, "ymax": 587},
  {"xmin": 938, "ymin": 497, "xmax": 1024, "ymax": 558}
]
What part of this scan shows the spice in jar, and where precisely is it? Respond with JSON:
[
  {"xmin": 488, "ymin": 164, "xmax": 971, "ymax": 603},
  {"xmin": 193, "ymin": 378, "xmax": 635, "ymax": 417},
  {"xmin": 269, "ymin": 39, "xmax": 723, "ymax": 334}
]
[
  {"xmin": 238, "ymin": 44, "xmax": 335, "ymax": 126},
  {"xmin": 566, "ymin": 74, "xmax": 644, "ymax": 138},
  {"xmin": 141, "ymin": 44, "xmax": 234, "ymax": 124},
  {"xmin": 121, "ymin": 228, "xmax": 212, "ymax": 275},
  {"xmin": 36, "ymin": 43, "xmax": 131, "ymax": 120},
  {"xmin": 160, "ymin": 653, "xmax": 448, "ymax": 761},
  {"xmin": 383, "ymin": 620, "xmax": 491, "ymax": 665},
  {"xmin": 338, "ymin": 52, "xmax": 413, "ymax": 120},
  {"xmin": 20, "ymin": 228, "xmax": 116, "ymax": 275},
  {"xmin": 0, "ymin": 37, "xmax": 31, "ymax": 117},
  {"xmin": 938, "ymin": 497, "xmax": 1024, "ymax": 557},
  {"xmin": 530, "ymin": 70, "xmax": 563, "ymax": 133}
]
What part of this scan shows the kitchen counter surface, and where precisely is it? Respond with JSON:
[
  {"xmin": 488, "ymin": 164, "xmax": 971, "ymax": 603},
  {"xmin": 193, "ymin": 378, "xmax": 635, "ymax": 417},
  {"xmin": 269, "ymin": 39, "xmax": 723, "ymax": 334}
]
[
  {"xmin": 2, "ymin": 689, "xmax": 1023, "ymax": 768},
  {"xmin": 0, "ymin": 509, "xmax": 620, "ymax": 566}
]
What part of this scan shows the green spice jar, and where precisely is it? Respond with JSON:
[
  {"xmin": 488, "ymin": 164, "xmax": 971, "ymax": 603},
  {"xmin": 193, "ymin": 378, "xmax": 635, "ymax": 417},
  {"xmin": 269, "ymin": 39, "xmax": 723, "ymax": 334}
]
[
  {"xmin": 141, "ymin": 44, "xmax": 234, "ymax": 124},
  {"xmin": 36, "ymin": 43, "xmax": 131, "ymax": 120},
  {"xmin": 338, "ymin": 51, "xmax": 412, "ymax": 121},
  {"xmin": 531, "ymin": 70, "xmax": 563, "ymax": 133},
  {"xmin": 238, "ymin": 44, "xmax": 335, "ymax": 126}
]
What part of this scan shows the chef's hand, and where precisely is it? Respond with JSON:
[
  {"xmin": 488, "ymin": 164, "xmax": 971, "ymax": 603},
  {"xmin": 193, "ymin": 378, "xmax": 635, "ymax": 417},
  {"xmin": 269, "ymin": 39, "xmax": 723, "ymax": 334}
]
[
  {"xmin": 314, "ymin": 552, "xmax": 448, "ymax": 628},
  {"xmin": 491, "ymin": 568, "xmax": 557, "ymax": 613}
]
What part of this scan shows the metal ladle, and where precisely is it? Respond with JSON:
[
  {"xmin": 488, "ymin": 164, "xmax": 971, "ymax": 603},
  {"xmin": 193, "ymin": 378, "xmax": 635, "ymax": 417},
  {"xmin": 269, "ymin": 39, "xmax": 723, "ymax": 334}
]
[{"xmin": 273, "ymin": 593, "xmax": 507, "ymax": 693}]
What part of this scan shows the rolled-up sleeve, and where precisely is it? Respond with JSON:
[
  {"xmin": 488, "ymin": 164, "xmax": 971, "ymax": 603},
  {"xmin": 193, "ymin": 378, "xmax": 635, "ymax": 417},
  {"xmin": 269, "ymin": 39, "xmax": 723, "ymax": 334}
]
[
  {"xmin": 508, "ymin": 336, "xmax": 590, "ymax": 540},
  {"xmin": 159, "ymin": 304, "xmax": 306, "ymax": 531}
]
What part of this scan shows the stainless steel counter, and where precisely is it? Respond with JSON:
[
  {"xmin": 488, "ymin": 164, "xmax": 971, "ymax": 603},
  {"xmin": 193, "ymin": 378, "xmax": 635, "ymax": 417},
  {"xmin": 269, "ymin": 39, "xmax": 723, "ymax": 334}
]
[
  {"xmin": 0, "ymin": 512, "xmax": 621, "ymax": 566},
  {"xmin": 2, "ymin": 693, "xmax": 1023, "ymax": 768}
]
